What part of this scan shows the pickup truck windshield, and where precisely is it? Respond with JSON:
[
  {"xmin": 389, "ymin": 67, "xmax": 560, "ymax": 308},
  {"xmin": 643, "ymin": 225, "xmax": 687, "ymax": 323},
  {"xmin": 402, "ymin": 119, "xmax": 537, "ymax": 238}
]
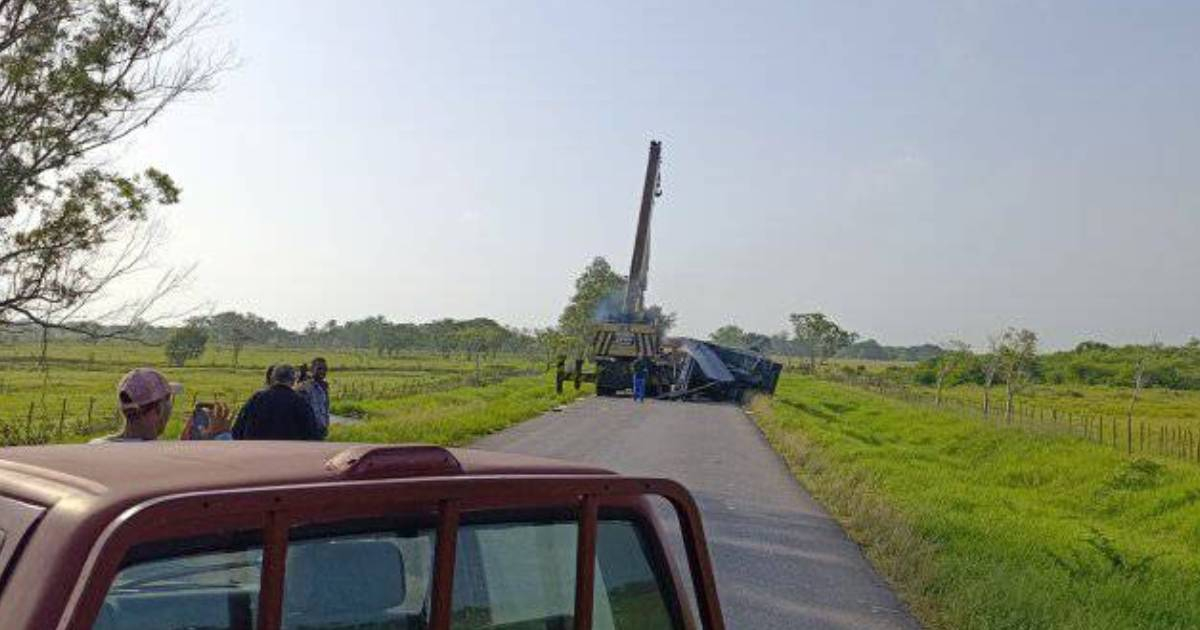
[{"xmin": 92, "ymin": 515, "xmax": 680, "ymax": 630}]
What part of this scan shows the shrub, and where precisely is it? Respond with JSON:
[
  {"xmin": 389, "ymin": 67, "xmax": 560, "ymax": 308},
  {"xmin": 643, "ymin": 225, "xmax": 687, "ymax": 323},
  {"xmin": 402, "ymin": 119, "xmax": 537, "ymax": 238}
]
[{"xmin": 165, "ymin": 327, "xmax": 209, "ymax": 367}]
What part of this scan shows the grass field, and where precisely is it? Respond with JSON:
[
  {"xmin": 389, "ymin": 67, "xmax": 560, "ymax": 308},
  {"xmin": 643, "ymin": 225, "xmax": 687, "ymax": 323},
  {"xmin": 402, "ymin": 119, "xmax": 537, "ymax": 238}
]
[
  {"xmin": 753, "ymin": 375, "xmax": 1200, "ymax": 629},
  {"xmin": 329, "ymin": 373, "xmax": 590, "ymax": 445},
  {"xmin": 0, "ymin": 341, "xmax": 555, "ymax": 443},
  {"xmin": 820, "ymin": 368, "xmax": 1200, "ymax": 464}
]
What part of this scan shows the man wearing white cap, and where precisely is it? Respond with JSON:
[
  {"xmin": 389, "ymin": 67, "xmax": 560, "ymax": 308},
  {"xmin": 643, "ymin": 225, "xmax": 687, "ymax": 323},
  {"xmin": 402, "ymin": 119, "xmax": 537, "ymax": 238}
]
[{"xmin": 90, "ymin": 368, "xmax": 184, "ymax": 443}]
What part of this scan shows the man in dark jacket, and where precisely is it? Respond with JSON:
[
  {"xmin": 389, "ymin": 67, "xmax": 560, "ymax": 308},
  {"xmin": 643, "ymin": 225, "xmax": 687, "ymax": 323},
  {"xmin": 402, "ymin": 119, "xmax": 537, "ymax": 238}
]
[{"xmin": 232, "ymin": 364, "xmax": 326, "ymax": 440}]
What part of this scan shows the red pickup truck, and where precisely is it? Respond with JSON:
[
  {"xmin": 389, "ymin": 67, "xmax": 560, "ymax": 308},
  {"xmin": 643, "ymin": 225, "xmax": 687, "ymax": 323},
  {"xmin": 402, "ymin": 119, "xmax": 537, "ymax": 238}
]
[{"xmin": 0, "ymin": 441, "xmax": 723, "ymax": 629}]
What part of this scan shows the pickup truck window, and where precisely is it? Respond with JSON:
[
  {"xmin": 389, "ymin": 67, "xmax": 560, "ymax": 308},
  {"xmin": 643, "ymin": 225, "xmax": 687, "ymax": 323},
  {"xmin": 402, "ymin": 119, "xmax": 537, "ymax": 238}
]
[
  {"xmin": 453, "ymin": 519, "xmax": 677, "ymax": 629},
  {"xmin": 93, "ymin": 546, "xmax": 262, "ymax": 629},
  {"xmin": 282, "ymin": 526, "xmax": 435, "ymax": 629},
  {"xmin": 452, "ymin": 520, "xmax": 579, "ymax": 628},
  {"xmin": 91, "ymin": 515, "xmax": 678, "ymax": 630}
]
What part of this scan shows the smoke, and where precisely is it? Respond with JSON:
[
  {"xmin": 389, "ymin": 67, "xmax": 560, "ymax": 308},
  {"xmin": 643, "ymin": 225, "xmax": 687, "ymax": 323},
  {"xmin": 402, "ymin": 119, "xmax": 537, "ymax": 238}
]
[{"xmin": 592, "ymin": 289, "xmax": 629, "ymax": 323}]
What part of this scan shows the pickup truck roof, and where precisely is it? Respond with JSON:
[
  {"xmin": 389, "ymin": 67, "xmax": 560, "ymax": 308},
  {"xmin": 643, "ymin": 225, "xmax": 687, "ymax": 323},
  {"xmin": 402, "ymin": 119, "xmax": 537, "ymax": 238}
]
[{"xmin": 0, "ymin": 441, "xmax": 613, "ymax": 511}]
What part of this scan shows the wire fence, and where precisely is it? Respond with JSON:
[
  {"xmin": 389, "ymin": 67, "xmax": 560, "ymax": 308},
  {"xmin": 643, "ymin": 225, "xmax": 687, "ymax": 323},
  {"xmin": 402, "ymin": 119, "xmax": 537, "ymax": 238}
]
[{"xmin": 825, "ymin": 372, "xmax": 1200, "ymax": 465}]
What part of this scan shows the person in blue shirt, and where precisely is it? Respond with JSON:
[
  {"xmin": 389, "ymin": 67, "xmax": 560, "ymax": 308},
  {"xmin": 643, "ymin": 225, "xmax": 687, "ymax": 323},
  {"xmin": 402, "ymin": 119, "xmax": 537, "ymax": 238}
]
[
  {"xmin": 296, "ymin": 357, "xmax": 330, "ymax": 435},
  {"xmin": 632, "ymin": 356, "xmax": 651, "ymax": 403}
]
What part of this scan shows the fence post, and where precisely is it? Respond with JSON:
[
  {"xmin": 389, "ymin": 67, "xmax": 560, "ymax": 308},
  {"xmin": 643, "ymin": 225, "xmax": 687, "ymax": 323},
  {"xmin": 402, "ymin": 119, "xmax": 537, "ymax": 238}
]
[
  {"xmin": 57, "ymin": 398, "xmax": 67, "ymax": 440},
  {"xmin": 88, "ymin": 397, "xmax": 95, "ymax": 428}
]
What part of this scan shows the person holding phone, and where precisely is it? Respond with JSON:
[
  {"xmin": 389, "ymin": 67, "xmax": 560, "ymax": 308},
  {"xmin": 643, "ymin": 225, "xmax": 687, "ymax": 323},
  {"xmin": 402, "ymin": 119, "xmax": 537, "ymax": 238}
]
[{"xmin": 181, "ymin": 401, "xmax": 233, "ymax": 440}]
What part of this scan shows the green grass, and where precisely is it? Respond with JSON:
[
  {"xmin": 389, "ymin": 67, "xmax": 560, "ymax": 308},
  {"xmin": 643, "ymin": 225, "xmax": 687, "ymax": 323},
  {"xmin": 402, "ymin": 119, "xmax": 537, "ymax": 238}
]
[
  {"xmin": 330, "ymin": 373, "xmax": 590, "ymax": 445},
  {"xmin": 0, "ymin": 341, "xmax": 552, "ymax": 443},
  {"xmin": 752, "ymin": 374, "xmax": 1200, "ymax": 630}
]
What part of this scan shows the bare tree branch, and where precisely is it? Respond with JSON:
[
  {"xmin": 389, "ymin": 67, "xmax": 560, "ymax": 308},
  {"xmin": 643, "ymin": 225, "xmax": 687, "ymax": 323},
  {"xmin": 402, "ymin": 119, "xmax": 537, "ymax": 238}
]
[{"xmin": 1, "ymin": 1, "xmax": 230, "ymax": 341}]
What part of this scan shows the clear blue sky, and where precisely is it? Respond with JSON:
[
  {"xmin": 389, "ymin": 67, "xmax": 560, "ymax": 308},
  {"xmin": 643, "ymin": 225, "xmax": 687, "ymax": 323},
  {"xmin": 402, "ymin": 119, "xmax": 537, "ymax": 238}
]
[{"xmin": 121, "ymin": 1, "xmax": 1200, "ymax": 349}]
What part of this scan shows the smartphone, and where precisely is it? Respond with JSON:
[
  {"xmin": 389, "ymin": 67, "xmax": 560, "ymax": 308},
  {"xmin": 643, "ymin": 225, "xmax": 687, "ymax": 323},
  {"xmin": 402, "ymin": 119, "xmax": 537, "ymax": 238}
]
[{"xmin": 192, "ymin": 402, "xmax": 214, "ymax": 436}]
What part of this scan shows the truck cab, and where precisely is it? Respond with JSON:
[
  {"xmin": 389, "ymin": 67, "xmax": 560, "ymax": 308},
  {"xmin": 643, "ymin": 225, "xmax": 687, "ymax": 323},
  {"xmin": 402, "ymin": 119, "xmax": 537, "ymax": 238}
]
[{"xmin": 0, "ymin": 442, "xmax": 722, "ymax": 629}]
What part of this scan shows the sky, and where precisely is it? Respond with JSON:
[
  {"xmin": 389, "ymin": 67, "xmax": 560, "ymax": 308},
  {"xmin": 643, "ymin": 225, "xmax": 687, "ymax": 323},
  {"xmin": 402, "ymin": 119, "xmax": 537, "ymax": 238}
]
[{"xmin": 118, "ymin": 1, "xmax": 1200, "ymax": 349}]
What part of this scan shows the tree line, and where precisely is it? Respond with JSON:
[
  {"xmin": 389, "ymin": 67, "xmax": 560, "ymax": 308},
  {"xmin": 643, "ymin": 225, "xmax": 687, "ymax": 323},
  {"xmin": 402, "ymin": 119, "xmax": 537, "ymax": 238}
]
[
  {"xmin": 708, "ymin": 322, "xmax": 941, "ymax": 363},
  {"xmin": 173, "ymin": 314, "xmax": 544, "ymax": 367},
  {"xmin": 708, "ymin": 310, "xmax": 1200, "ymax": 397},
  {"xmin": 914, "ymin": 337, "xmax": 1200, "ymax": 392},
  {"xmin": 0, "ymin": 313, "xmax": 545, "ymax": 368}
]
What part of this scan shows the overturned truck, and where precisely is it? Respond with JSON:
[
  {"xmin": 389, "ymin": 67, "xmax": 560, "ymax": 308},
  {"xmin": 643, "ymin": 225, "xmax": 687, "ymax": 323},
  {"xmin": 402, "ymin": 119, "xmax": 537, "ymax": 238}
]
[{"xmin": 660, "ymin": 338, "xmax": 783, "ymax": 402}]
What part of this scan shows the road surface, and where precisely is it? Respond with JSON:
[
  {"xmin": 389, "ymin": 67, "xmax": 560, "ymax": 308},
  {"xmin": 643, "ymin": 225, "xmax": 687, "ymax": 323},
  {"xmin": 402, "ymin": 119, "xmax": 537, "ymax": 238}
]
[{"xmin": 473, "ymin": 397, "xmax": 919, "ymax": 629}]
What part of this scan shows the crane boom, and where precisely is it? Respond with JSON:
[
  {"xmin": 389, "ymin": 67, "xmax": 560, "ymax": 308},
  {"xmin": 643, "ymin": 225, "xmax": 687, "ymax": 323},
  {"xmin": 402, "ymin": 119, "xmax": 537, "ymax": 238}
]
[{"xmin": 624, "ymin": 140, "xmax": 662, "ymax": 317}]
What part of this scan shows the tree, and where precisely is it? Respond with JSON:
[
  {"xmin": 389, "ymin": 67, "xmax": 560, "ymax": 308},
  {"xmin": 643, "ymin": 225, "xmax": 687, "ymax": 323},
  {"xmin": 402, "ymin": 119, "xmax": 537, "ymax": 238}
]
[
  {"xmin": 743, "ymin": 332, "xmax": 772, "ymax": 352},
  {"xmin": 642, "ymin": 304, "xmax": 676, "ymax": 338},
  {"xmin": 997, "ymin": 328, "xmax": 1038, "ymax": 423},
  {"xmin": 788, "ymin": 313, "xmax": 857, "ymax": 370},
  {"xmin": 556, "ymin": 256, "xmax": 673, "ymax": 359},
  {"xmin": 709, "ymin": 325, "xmax": 746, "ymax": 347},
  {"xmin": 934, "ymin": 340, "xmax": 971, "ymax": 406},
  {"xmin": 842, "ymin": 338, "xmax": 888, "ymax": 360},
  {"xmin": 558, "ymin": 258, "xmax": 625, "ymax": 357},
  {"xmin": 982, "ymin": 335, "xmax": 1001, "ymax": 418},
  {"xmin": 534, "ymin": 328, "xmax": 567, "ymax": 370},
  {"xmin": 165, "ymin": 325, "xmax": 208, "ymax": 367},
  {"xmin": 0, "ymin": 1, "xmax": 228, "ymax": 335},
  {"xmin": 708, "ymin": 325, "xmax": 771, "ymax": 352},
  {"xmin": 1126, "ymin": 348, "xmax": 1151, "ymax": 455},
  {"xmin": 770, "ymin": 332, "xmax": 794, "ymax": 356},
  {"xmin": 1075, "ymin": 340, "xmax": 1111, "ymax": 353},
  {"xmin": 200, "ymin": 311, "xmax": 286, "ymax": 366}
]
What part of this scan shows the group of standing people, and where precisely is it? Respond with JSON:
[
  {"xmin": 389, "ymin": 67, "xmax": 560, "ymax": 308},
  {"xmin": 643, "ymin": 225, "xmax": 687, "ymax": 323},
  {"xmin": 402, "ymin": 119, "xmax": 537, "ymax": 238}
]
[
  {"xmin": 91, "ymin": 357, "xmax": 332, "ymax": 444},
  {"xmin": 232, "ymin": 359, "xmax": 330, "ymax": 440}
]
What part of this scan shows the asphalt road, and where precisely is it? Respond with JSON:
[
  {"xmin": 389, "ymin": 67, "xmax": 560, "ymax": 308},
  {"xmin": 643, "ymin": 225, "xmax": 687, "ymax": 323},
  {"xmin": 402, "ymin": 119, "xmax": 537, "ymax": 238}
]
[{"xmin": 473, "ymin": 396, "xmax": 919, "ymax": 629}]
